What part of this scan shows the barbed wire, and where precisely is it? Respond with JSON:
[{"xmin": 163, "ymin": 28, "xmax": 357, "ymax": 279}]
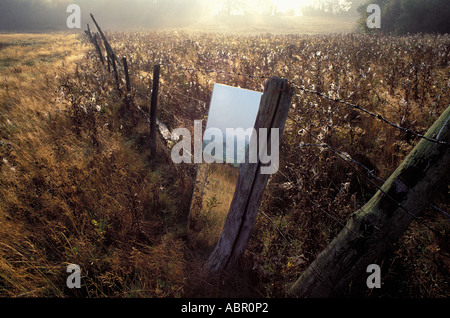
[
  {"xmin": 287, "ymin": 81, "xmax": 448, "ymax": 145},
  {"xmin": 88, "ymin": 28, "xmax": 448, "ymax": 147},
  {"xmin": 287, "ymin": 115, "xmax": 386, "ymax": 185},
  {"xmin": 86, "ymin": 34, "xmax": 449, "ymax": 223},
  {"xmin": 112, "ymin": 51, "xmax": 448, "ymax": 147},
  {"xmin": 288, "ymin": 114, "xmax": 449, "ymax": 220},
  {"xmin": 288, "ymin": 114, "xmax": 450, "ymax": 232},
  {"xmin": 160, "ymin": 60, "xmax": 447, "ymax": 145},
  {"xmin": 160, "ymin": 61, "xmax": 271, "ymax": 81}
]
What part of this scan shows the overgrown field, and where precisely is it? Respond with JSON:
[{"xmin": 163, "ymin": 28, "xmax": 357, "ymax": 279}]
[
  {"xmin": 0, "ymin": 34, "xmax": 191, "ymax": 297},
  {"xmin": 0, "ymin": 31, "xmax": 448, "ymax": 298}
]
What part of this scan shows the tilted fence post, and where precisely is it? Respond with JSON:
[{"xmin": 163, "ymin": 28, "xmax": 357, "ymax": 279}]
[
  {"xmin": 90, "ymin": 13, "xmax": 122, "ymax": 70},
  {"xmin": 111, "ymin": 51, "xmax": 120, "ymax": 92},
  {"xmin": 123, "ymin": 57, "xmax": 131, "ymax": 94},
  {"xmin": 92, "ymin": 34, "xmax": 105, "ymax": 65},
  {"xmin": 149, "ymin": 64, "xmax": 161, "ymax": 156}
]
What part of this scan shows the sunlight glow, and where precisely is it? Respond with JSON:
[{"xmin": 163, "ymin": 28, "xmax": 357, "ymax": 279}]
[
  {"xmin": 274, "ymin": 0, "xmax": 314, "ymax": 16},
  {"xmin": 209, "ymin": 0, "xmax": 315, "ymax": 17}
]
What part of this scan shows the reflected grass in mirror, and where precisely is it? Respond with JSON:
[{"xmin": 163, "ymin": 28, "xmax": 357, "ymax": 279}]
[
  {"xmin": 188, "ymin": 163, "xmax": 239, "ymax": 257},
  {"xmin": 187, "ymin": 83, "xmax": 262, "ymax": 258}
]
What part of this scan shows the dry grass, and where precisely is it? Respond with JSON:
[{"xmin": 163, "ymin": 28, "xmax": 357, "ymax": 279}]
[
  {"xmin": 1, "ymin": 30, "xmax": 448, "ymax": 299},
  {"xmin": 188, "ymin": 163, "xmax": 238, "ymax": 255},
  {"xmin": 0, "ymin": 33, "xmax": 190, "ymax": 297}
]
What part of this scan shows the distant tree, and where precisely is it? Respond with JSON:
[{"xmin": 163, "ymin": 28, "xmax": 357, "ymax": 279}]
[
  {"xmin": 357, "ymin": 0, "xmax": 450, "ymax": 34},
  {"xmin": 0, "ymin": 0, "xmax": 206, "ymax": 31},
  {"xmin": 302, "ymin": 0, "xmax": 353, "ymax": 17},
  {"xmin": 213, "ymin": 0, "xmax": 277, "ymax": 16},
  {"xmin": 218, "ymin": 0, "xmax": 246, "ymax": 15}
]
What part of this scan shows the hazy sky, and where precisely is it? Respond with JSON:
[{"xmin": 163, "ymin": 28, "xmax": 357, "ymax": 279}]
[
  {"xmin": 0, "ymin": 0, "xmax": 356, "ymax": 31},
  {"xmin": 205, "ymin": 84, "xmax": 262, "ymax": 138},
  {"xmin": 207, "ymin": 0, "xmax": 316, "ymax": 16},
  {"xmin": 203, "ymin": 84, "xmax": 262, "ymax": 162}
]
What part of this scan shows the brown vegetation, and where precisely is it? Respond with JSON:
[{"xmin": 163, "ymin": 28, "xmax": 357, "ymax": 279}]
[
  {"xmin": 0, "ymin": 30, "xmax": 448, "ymax": 298},
  {"xmin": 188, "ymin": 164, "xmax": 238, "ymax": 256},
  {"xmin": 0, "ymin": 34, "xmax": 191, "ymax": 297}
]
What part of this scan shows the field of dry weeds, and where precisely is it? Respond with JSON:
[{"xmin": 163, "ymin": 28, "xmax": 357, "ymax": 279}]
[{"xmin": 0, "ymin": 31, "xmax": 448, "ymax": 298}]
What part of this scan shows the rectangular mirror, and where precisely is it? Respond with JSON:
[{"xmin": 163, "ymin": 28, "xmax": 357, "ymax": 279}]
[{"xmin": 188, "ymin": 83, "xmax": 262, "ymax": 256}]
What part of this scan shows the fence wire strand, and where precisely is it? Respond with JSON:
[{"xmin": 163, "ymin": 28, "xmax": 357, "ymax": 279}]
[
  {"xmin": 287, "ymin": 81, "xmax": 448, "ymax": 145},
  {"xmin": 288, "ymin": 114, "xmax": 450, "ymax": 236}
]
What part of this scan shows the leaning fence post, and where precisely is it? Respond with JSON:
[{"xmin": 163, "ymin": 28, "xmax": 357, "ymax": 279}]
[
  {"xmin": 92, "ymin": 34, "xmax": 104, "ymax": 65},
  {"xmin": 289, "ymin": 106, "xmax": 450, "ymax": 298},
  {"xmin": 111, "ymin": 53, "xmax": 120, "ymax": 92},
  {"xmin": 123, "ymin": 57, "xmax": 131, "ymax": 93},
  {"xmin": 107, "ymin": 52, "xmax": 111, "ymax": 73},
  {"xmin": 149, "ymin": 64, "xmax": 161, "ymax": 156},
  {"xmin": 90, "ymin": 13, "xmax": 122, "ymax": 69},
  {"xmin": 85, "ymin": 24, "xmax": 93, "ymax": 42},
  {"xmin": 206, "ymin": 77, "xmax": 294, "ymax": 275}
]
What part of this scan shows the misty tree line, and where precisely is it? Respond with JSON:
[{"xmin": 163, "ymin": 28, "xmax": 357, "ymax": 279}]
[
  {"xmin": 0, "ymin": 0, "xmax": 358, "ymax": 30},
  {"xmin": 358, "ymin": 0, "xmax": 450, "ymax": 34},
  {"xmin": 0, "ymin": 1, "xmax": 448, "ymax": 42},
  {"xmin": 0, "ymin": 0, "xmax": 203, "ymax": 30},
  {"xmin": 211, "ymin": 0, "xmax": 360, "ymax": 16},
  {"xmin": 0, "ymin": 0, "xmax": 449, "ymax": 34}
]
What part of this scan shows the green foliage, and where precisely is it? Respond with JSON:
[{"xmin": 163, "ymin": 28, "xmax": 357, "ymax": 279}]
[
  {"xmin": 358, "ymin": 0, "xmax": 450, "ymax": 34},
  {"xmin": 206, "ymin": 196, "xmax": 223, "ymax": 211}
]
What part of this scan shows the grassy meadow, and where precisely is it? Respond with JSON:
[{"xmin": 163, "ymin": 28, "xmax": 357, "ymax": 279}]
[
  {"xmin": 0, "ymin": 29, "xmax": 448, "ymax": 298},
  {"xmin": 0, "ymin": 33, "xmax": 191, "ymax": 297}
]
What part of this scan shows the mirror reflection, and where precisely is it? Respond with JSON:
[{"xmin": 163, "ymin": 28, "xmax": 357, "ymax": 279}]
[{"xmin": 188, "ymin": 84, "xmax": 262, "ymax": 255}]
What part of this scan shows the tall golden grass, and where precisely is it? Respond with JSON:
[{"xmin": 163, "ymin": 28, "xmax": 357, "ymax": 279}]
[
  {"xmin": 1, "ymin": 30, "xmax": 448, "ymax": 298},
  {"xmin": 188, "ymin": 163, "xmax": 238, "ymax": 255},
  {"xmin": 0, "ymin": 34, "xmax": 190, "ymax": 297}
]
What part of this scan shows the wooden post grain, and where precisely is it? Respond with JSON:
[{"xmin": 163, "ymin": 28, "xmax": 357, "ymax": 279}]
[
  {"xmin": 149, "ymin": 64, "xmax": 161, "ymax": 156},
  {"xmin": 207, "ymin": 77, "xmax": 294, "ymax": 274}
]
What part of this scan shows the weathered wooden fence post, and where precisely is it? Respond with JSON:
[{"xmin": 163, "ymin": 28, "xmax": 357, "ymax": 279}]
[
  {"xmin": 111, "ymin": 52, "xmax": 120, "ymax": 92},
  {"xmin": 90, "ymin": 13, "xmax": 122, "ymax": 70},
  {"xmin": 107, "ymin": 52, "xmax": 111, "ymax": 73},
  {"xmin": 92, "ymin": 34, "xmax": 105, "ymax": 65},
  {"xmin": 123, "ymin": 57, "xmax": 131, "ymax": 93},
  {"xmin": 207, "ymin": 77, "xmax": 294, "ymax": 274},
  {"xmin": 149, "ymin": 64, "xmax": 161, "ymax": 156},
  {"xmin": 85, "ymin": 24, "xmax": 93, "ymax": 42},
  {"xmin": 289, "ymin": 105, "xmax": 450, "ymax": 298}
]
